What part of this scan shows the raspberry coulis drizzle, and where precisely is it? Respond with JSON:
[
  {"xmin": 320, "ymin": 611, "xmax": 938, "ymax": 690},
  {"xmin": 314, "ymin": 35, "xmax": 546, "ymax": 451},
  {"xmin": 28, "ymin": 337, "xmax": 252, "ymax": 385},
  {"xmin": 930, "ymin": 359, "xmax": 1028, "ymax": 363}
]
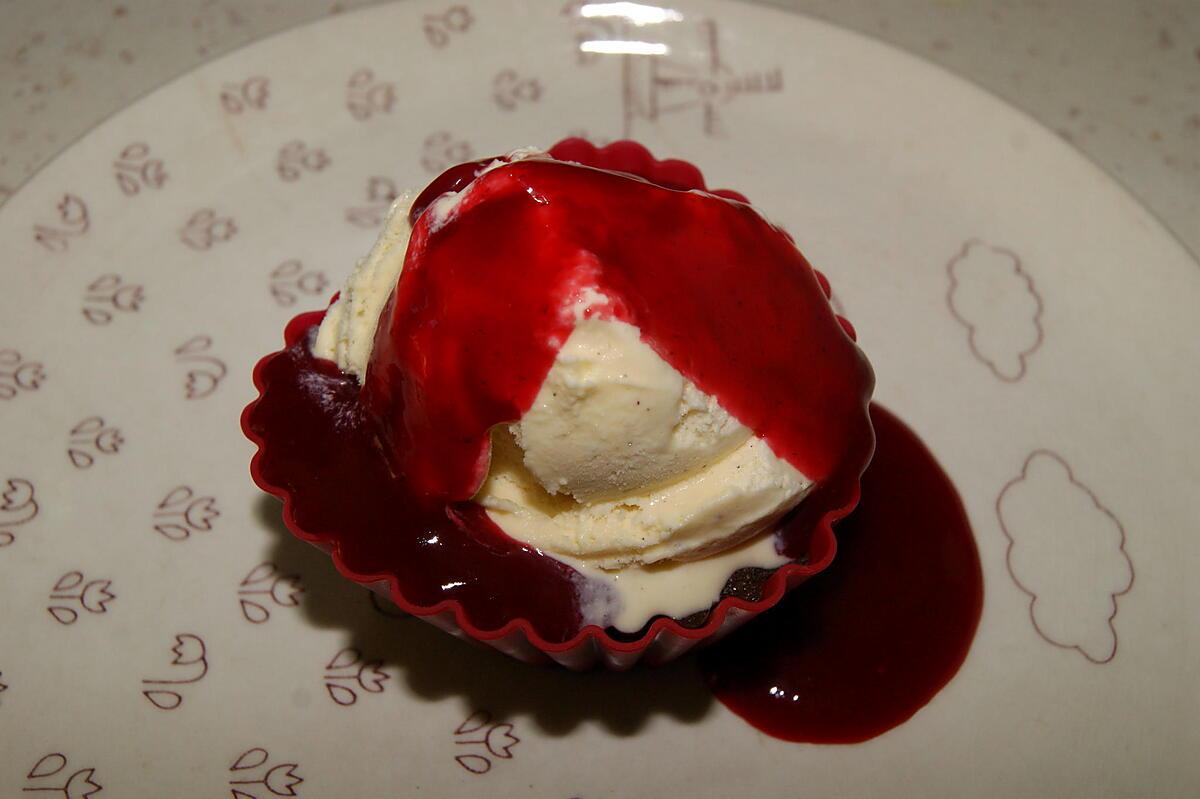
[
  {"xmin": 245, "ymin": 141, "xmax": 981, "ymax": 744},
  {"xmin": 367, "ymin": 154, "xmax": 874, "ymax": 501}
]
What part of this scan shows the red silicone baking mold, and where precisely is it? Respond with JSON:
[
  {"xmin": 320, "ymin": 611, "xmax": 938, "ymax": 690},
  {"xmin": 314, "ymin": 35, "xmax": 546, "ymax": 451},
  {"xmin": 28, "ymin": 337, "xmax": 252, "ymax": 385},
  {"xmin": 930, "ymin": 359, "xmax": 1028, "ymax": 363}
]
[{"xmin": 241, "ymin": 139, "xmax": 870, "ymax": 670}]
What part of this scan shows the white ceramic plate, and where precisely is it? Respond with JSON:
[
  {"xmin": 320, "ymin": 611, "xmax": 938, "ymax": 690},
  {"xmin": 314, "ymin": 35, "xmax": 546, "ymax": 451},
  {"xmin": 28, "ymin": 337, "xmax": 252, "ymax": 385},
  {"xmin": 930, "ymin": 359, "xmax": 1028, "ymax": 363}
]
[{"xmin": 2, "ymin": 0, "xmax": 1197, "ymax": 795}]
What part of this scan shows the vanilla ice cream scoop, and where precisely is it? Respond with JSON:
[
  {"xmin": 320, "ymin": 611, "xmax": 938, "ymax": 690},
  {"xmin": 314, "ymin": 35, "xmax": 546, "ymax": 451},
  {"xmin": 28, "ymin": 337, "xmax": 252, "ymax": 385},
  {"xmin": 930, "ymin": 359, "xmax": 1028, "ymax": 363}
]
[
  {"xmin": 314, "ymin": 191, "xmax": 416, "ymax": 380},
  {"xmin": 314, "ymin": 156, "xmax": 812, "ymax": 573},
  {"xmin": 315, "ymin": 149, "xmax": 812, "ymax": 579},
  {"xmin": 477, "ymin": 316, "xmax": 812, "ymax": 568},
  {"xmin": 315, "ymin": 211, "xmax": 811, "ymax": 569},
  {"xmin": 512, "ymin": 317, "xmax": 749, "ymax": 503}
]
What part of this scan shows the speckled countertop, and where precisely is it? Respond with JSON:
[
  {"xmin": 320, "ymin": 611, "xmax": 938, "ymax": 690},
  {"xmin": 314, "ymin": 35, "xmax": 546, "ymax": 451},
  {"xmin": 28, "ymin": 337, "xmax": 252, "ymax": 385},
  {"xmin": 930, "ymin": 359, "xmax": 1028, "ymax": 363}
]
[{"xmin": 3, "ymin": 0, "xmax": 1197, "ymax": 255}]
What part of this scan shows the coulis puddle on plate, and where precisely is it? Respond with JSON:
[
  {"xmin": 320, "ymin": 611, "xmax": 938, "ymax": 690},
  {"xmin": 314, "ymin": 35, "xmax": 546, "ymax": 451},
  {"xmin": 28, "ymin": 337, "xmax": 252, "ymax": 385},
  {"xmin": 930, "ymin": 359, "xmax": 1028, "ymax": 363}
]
[{"xmin": 700, "ymin": 404, "xmax": 984, "ymax": 743}]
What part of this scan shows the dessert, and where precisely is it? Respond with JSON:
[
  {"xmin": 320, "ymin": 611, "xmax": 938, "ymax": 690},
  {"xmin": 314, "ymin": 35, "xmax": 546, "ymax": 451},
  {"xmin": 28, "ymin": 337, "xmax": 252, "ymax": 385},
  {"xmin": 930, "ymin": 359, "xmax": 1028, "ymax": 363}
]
[{"xmin": 244, "ymin": 139, "xmax": 875, "ymax": 668}]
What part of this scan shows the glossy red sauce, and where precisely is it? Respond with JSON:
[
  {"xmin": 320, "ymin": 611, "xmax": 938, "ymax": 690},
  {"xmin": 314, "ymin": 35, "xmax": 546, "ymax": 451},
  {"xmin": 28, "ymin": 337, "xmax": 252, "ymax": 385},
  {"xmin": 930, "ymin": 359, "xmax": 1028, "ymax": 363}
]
[
  {"xmin": 364, "ymin": 155, "xmax": 874, "ymax": 506},
  {"xmin": 699, "ymin": 404, "xmax": 984, "ymax": 743}
]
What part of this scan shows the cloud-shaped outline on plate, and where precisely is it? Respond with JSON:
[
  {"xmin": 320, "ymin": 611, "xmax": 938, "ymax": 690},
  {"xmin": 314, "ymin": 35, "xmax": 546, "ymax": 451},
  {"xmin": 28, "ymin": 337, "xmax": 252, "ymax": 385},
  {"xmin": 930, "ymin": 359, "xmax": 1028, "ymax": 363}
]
[
  {"xmin": 996, "ymin": 450, "xmax": 1134, "ymax": 664},
  {"xmin": 946, "ymin": 239, "xmax": 1044, "ymax": 382}
]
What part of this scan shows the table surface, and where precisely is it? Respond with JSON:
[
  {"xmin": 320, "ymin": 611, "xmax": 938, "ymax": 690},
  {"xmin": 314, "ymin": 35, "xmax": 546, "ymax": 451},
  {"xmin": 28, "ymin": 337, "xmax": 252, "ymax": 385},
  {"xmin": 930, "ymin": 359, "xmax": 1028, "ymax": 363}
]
[{"xmin": 2, "ymin": 0, "xmax": 1198, "ymax": 258}]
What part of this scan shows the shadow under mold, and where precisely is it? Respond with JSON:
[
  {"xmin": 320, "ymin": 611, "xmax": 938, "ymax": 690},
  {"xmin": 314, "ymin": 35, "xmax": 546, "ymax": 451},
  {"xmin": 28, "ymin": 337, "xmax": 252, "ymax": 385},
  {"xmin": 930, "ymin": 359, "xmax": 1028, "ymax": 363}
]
[{"xmin": 254, "ymin": 494, "xmax": 715, "ymax": 737}]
